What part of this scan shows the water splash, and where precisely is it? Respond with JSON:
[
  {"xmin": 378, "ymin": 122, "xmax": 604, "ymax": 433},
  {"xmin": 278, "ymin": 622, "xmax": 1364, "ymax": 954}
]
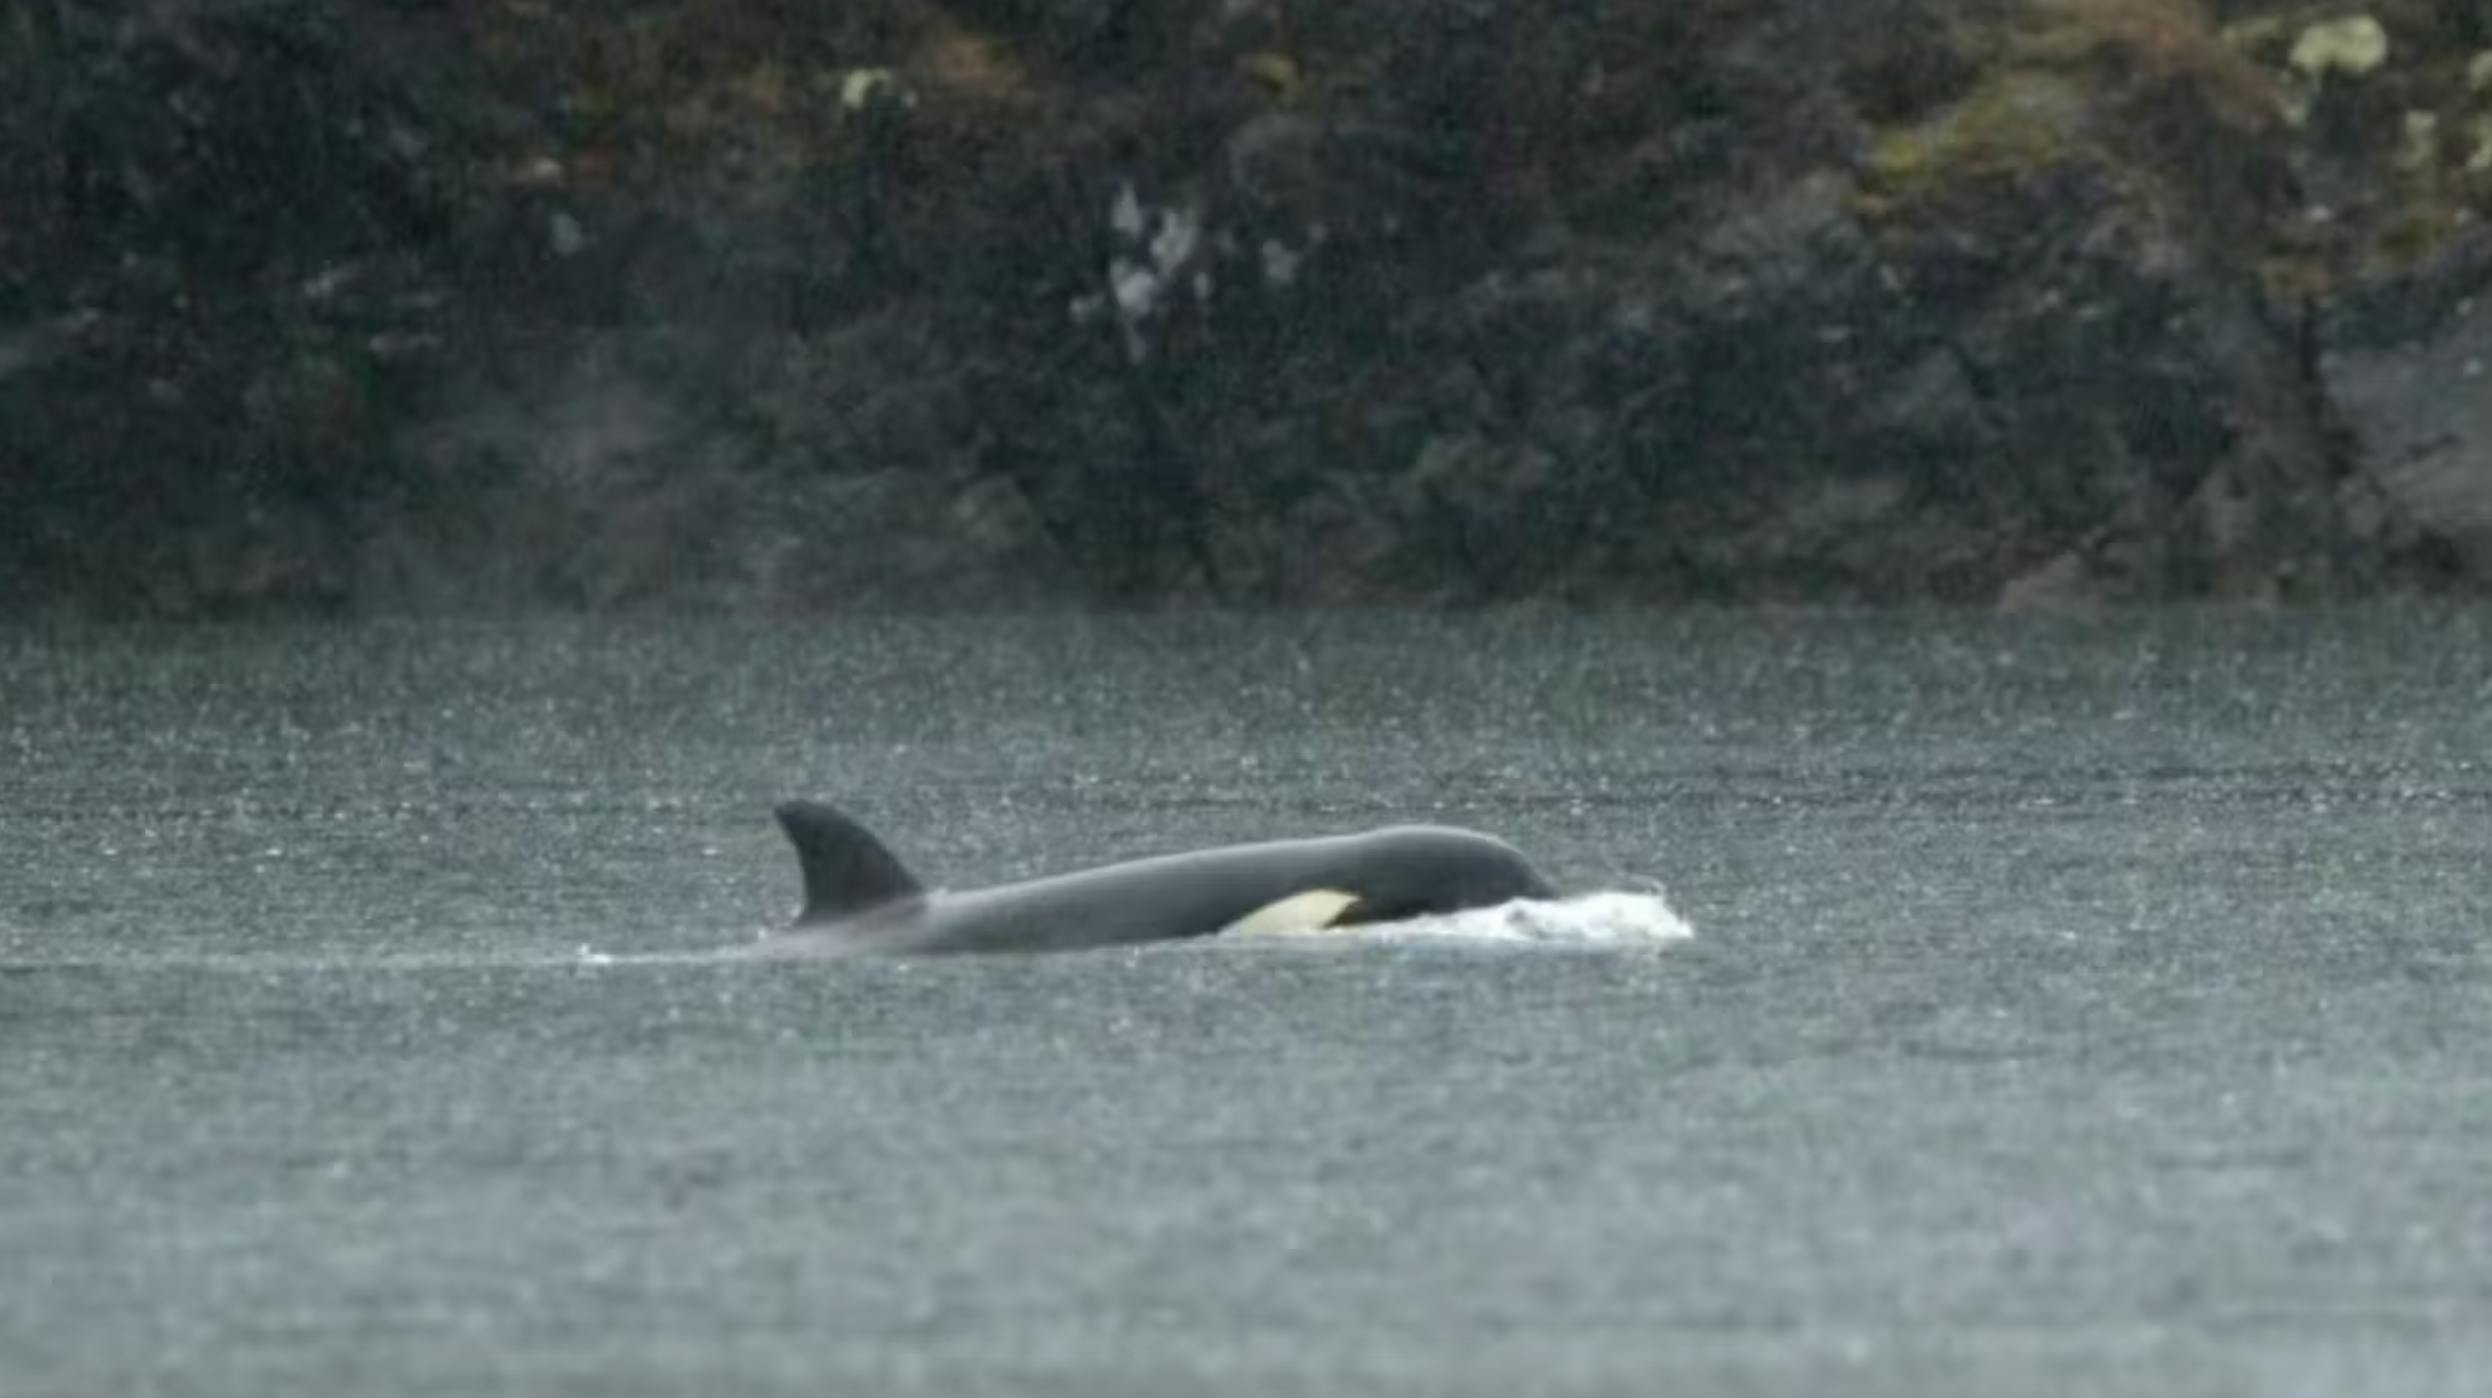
[
  {"xmin": 565, "ymin": 892, "xmax": 1698, "ymax": 964},
  {"xmin": 1227, "ymin": 889, "xmax": 1695, "ymax": 948}
]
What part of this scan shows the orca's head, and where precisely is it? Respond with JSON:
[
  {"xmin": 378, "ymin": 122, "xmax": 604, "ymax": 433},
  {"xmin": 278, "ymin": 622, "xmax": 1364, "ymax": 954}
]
[{"xmin": 1328, "ymin": 826, "xmax": 1557, "ymax": 926}]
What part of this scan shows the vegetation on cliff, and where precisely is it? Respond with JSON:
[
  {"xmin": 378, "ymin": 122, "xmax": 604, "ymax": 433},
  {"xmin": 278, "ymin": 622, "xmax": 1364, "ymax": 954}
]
[{"xmin": 6, "ymin": 1, "xmax": 2491, "ymax": 612}]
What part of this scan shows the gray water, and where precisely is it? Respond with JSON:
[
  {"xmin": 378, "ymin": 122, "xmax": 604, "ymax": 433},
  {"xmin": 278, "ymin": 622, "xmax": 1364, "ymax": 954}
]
[{"xmin": 4, "ymin": 610, "xmax": 2489, "ymax": 1396}]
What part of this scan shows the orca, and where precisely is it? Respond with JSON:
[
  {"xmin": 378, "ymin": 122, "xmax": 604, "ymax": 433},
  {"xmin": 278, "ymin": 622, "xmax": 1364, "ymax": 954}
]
[{"xmin": 752, "ymin": 800, "xmax": 1558, "ymax": 956}]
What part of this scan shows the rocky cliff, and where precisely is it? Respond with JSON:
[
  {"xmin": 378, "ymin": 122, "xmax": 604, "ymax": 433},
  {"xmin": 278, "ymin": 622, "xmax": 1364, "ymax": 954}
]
[{"xmin": 7, "ymin": 0, "xmax": 2492, "ymax": 612}]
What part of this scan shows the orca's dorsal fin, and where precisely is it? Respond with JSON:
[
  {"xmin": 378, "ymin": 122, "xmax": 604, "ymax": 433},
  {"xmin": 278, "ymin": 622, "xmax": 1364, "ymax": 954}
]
[{"xmin": 774, "ymin": 801, "xmax": 924, "ymax": 924}]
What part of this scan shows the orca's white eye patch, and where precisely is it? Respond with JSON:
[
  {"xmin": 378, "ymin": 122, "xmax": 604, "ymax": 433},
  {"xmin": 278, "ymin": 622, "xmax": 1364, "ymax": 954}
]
[{"xmin": 1220, "ymin": 888, "xmax": 1362, "ymax": 938}]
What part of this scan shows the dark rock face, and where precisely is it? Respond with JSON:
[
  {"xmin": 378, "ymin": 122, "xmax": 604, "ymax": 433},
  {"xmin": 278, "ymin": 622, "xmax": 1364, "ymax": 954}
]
[
  {"xmin": 942, "ymin": 0, "xmax": 2382, "ymax": 603},
  {"xmin": 1, "ymin": 0, "xmax": 457, "ymax": 613},
  {"xmin": 4, "ymin": 0, "xmax": 2488, "ymax": 612},
  {"xmin": 2324, "ymin": 232, "xmax": 2492, "ymax": 584}
]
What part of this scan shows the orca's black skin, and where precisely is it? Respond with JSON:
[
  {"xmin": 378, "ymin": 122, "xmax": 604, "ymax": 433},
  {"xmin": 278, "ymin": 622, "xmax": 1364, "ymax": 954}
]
[{"xmin": 755, "ymin": 800, "xmax": 1557, "ymax": 956}]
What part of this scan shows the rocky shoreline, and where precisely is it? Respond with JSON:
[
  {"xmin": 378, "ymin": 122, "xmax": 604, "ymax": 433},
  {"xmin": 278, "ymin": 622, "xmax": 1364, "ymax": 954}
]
[{"xmin": 7, "ymin": 0, "xmax": 2492, "ymax": 614}]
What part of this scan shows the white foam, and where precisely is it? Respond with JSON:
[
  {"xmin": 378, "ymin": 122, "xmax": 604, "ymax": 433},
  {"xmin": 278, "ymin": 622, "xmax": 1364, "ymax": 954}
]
[
  {"xmin": 568, "ymin": 894, "xmax": 1697, "ymax": 964},
  {"xmin": 1226, "ymin": 889, "xmax": 1695, "ymax": 948}
]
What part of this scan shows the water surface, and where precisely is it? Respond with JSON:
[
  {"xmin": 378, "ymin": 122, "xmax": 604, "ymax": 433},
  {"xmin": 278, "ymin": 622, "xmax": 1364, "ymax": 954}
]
[{"xmin": 4, "ymin": 610, "xmax": 2488, "ymax": 1395}]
